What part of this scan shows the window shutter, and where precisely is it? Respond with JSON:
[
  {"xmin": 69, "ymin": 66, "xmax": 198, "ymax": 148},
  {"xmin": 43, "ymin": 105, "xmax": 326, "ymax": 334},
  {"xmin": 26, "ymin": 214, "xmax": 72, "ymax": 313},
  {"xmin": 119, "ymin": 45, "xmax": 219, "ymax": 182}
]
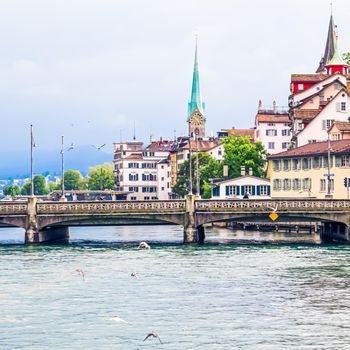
[
  {"xmin": 336, "ymin": 102, "xmax": 341, "ymax": 112},
  {"xmin": 142, "ymin": 174, "xmax": 145, "ymax": 181},
  {"xmin": 274, "ymin": 130, "xmax": 277, "ymax": 136},
  {"xmin": 322, "ymin": 120, "xmax": 326, "ymax": 130},
  {"xmin": 252, "ymin": 186, "xmax": 256, "ymax": 196},
  {"xmin": 257, "ymin": 186, "xmax": 261, "ymax": 196},
  {"xmin": 241, "ymin": 186, "xmax": 245, "ymax": 195},
  {"xmin": 129, "ymin": 174, "xmax": 132, "ymax": 181},
  {"xmin": 236, "ymin": 186, "xmax": 240, "ymax": 196},
  {"xmin": 267, "ymin": 186, "xmax": 271, "ymax": 196},
  {"xmin": 225, "ymin": 186, "xmax": 229, "ymax": 196}
]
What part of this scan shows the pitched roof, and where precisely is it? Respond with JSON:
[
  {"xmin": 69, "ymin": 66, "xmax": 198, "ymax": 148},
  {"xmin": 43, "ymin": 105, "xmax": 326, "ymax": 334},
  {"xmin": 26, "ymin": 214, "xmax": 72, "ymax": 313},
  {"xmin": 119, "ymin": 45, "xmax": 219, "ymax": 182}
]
[
  {"xmin": 212, "ymin": 175, "xmax": 270, "ymax": 185},
  {"xmin": 268, "ymin": 139, "xmax": 350, "ymax": 159},
  {"xmin": 255, "ymin": 114, "xmax": 289, "ymax": 123},
  {"xmin": 125, "ymin": 153, "xmax": 143, "ymax": 160},
  {"xmin": 291, "ymin": 74, "xmax": 328, "ymax": 82},
  {"xmin": 330, "ymin": 121, "xmax": 350, "ymax": 132},
  {"xmin": 292, "ymin": 109, "xmax": 322, "ymax": 121},
  {"xmin": 221, "ymin": 128, "xmax": 255, "ymax": 138},
  {"xmin": 145, "ymin": 140, "xmax": 174, "ymax": 152},
  {"xmin": 316, "ymin": 14, "xmax": 336, "ymax": 73},
  {"xmin": 182, "ymin": 139, "xmax": 219, "ymax": 152}
]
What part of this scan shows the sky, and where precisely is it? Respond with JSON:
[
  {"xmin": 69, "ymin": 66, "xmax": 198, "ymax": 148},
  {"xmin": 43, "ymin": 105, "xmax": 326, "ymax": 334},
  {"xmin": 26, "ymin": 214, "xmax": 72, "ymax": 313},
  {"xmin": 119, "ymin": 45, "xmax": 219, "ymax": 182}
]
[{"xmin": 0, "ymin": 0, "xmax": 349, "ymax": 154}]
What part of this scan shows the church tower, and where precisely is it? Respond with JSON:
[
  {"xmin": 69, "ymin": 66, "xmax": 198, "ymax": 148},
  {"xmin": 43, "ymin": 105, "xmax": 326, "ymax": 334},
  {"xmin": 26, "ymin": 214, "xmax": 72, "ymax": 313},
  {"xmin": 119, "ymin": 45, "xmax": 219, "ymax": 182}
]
[{"xmin": 188, "ymin": 37, "xmax": 206, "ymax": 139}]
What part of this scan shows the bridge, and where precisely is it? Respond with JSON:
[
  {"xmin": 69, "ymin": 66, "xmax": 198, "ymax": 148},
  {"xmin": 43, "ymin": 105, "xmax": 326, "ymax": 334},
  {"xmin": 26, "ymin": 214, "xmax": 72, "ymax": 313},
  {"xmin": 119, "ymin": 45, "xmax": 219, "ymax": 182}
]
[{"xmin": 0, "ymin": 196, "xmax": 350, "ymax": 244}]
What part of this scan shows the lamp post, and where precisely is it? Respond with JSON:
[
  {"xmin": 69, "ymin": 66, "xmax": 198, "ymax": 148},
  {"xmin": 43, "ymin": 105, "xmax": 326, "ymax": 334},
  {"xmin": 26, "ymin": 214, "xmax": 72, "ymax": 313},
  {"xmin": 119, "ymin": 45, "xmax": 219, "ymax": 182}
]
[
  {"xmin": 30, "ymin": 125, "xmax": 35, "ymax": 196},
  {"xmin": 195, "ymin": 130, "xmax": 200, "ymax": 197},
  {"xmin": 188, "ymin": 123, "xmax": 193, "ymax": 195},
  {"xmin": 60, "ymin": 136, "xmax": 74, "ymax": 201}
]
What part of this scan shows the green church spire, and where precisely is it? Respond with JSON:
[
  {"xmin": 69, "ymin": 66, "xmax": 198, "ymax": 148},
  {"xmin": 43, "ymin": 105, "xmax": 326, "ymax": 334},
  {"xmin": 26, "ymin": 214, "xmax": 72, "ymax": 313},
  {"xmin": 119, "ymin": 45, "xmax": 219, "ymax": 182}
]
[{"xmin": 188, "ymin": 36, "xmax": 205, "ymax": 120}]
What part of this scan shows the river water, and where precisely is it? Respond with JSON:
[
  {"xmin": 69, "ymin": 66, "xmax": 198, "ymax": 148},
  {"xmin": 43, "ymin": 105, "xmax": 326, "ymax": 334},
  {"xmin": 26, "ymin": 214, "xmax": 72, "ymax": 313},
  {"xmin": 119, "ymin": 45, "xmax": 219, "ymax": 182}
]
[{"xmin": 1, "ymin": 225, "xmax": 350, "ymax": 349}]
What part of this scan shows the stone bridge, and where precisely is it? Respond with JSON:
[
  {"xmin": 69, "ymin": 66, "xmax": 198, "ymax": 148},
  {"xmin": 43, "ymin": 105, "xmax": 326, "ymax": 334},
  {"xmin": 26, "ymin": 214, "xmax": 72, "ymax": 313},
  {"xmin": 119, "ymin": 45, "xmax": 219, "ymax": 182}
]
[{"xmin": 0, "ymin": 196, "xmax": 350, "ymax": 244}]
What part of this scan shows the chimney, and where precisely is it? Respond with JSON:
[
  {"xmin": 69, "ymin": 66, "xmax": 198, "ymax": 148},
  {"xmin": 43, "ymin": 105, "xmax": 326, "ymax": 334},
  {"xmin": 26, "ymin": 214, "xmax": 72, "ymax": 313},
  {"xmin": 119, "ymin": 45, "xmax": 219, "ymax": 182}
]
[
  {"xmin": 223, "ymin": 165, "xmax": 229, "ymax": 177},
  {"xmin": 258, "ymin": 99, "xmax": 263, "ymax": 112},
  {"xmin": 249, "ymin": 168, "xmax": 253, "ymax": 176},
  {"xmin": 241, "ymin": 166, "xmax": 246, "ymax": 176}
]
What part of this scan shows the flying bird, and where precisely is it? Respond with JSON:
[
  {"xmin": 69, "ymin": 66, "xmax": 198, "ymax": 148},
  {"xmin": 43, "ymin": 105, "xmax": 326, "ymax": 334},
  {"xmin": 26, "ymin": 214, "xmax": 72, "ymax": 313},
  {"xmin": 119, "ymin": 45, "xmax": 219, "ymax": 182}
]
[
  {"xmin": 92, "ymin": 144, "xmax": 106, "ymax": 150},
  {"xmin": 110, "ymin": 316, "xmax": 129, "ymax": 324},
  {"xmin": 143, "ymin": 331, "xmax": 162, "ymax": 344},
  {"xmin": 75, "ymin": 268, "xmax": 85, "ymax": 281}
]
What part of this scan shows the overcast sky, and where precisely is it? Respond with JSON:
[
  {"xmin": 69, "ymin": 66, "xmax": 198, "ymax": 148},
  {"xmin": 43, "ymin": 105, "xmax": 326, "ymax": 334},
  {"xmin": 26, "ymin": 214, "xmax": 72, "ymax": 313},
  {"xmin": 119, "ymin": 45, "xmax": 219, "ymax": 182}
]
[{"xmin": 0, "ymin": 0, "xmax": 349, "ymax": 153}]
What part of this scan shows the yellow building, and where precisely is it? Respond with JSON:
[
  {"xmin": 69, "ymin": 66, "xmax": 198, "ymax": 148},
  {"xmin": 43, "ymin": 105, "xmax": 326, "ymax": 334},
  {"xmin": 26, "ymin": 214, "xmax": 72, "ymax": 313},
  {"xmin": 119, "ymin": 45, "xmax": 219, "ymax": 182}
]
[{"xmin": 267, "ymin": 140, "xmax": 350, "ymax": 199}]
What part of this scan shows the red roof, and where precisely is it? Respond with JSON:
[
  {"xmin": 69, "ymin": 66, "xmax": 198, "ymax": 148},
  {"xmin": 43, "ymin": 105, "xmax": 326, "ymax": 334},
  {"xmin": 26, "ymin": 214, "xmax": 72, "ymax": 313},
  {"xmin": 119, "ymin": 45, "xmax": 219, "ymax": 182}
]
[
  {"xmin": 268, "ymin": 139, "xmax": 350, "ymax": 158},
  {"xmin": 256, "ymin": 114, "xmax": 289, "ymax": 123}
]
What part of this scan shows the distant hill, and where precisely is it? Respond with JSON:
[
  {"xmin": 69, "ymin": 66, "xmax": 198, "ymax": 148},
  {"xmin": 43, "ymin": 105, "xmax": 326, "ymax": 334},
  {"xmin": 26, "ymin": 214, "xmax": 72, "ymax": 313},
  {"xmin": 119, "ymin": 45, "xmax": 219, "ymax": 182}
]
[{"xmin": 0, "ymin": 145, "xmax": 113, "ymax": 178}]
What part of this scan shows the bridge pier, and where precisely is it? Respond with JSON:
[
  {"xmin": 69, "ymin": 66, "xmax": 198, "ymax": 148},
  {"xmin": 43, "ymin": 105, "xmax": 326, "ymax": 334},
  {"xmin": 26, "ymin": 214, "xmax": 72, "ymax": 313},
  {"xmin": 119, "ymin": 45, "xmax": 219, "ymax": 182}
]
[
  {"xmin": 183, "ymin": 195, "xmax": 204, "ymax": 244},
  {"xmin": 320, "ymin": 221, "xmax": 349, "ymax": 243}
]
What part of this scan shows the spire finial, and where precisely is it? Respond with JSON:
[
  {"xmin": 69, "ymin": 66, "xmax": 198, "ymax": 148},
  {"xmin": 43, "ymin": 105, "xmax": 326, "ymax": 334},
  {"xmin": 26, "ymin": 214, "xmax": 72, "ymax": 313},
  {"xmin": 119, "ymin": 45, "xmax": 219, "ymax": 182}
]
[{"xmin": 330, "ymin": 0, "xmax": 333, "ymax": 15}]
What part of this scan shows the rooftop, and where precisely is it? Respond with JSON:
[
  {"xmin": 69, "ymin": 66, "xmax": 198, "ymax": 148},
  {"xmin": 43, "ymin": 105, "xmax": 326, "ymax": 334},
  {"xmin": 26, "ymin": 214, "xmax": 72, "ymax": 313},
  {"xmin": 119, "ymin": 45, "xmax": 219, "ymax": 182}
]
[
  {"xmin": 255, "ymin": 114, "xmax": 289, "ymax": 123},
  {"xmin": 269, "ymin": 139, "xmax": 350, "ymax": 159},
  {"xmin": 330, "ymin": 121, "xmax": 350, "ymax": 132}
]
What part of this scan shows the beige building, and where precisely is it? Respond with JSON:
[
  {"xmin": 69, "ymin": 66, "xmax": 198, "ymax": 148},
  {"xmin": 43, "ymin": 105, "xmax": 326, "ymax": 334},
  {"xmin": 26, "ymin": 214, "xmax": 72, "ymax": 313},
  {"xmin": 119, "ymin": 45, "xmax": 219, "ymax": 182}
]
[
  {"xmin": 267, "ymin": 140, "xmax": 350, "ymax": 199},
  {"xmin": 328, "ymin": 121, "xmax": 350, "ymax": 140}
]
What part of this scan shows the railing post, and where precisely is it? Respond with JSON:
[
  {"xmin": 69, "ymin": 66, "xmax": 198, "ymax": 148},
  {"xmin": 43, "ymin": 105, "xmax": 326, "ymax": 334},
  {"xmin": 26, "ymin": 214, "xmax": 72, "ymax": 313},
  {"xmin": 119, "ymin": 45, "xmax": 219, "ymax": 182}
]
[
  {"xmin": 184, "ymin": 195, "xmax": 198, "ymax": 243},
  {"xmin": 25, "ymin": 196, "xmax": 39, "ymax": 244}
]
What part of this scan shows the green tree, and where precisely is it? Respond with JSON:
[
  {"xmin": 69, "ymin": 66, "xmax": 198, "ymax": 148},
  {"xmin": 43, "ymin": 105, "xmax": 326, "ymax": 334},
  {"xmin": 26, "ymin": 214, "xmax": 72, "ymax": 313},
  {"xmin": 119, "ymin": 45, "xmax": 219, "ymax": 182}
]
[
  {"xmin": 48, "ymin": 182, "xmax": 59, "ymax": 192},
  {"xmin": 222, "ymin": 136, "xmax": 267, "ymax": 178},
  {"xmin": 173, "ymin": 153, "xmax": 221, "ymax": 198},
  {"xmin": 21, "ymin": 175, "xmax": 49, "ymax": 195},
  {"xmin": 3, "ymin": 185, "xmax": 21, "ymax": 197},
  {"xmin": 343, "ymin": 52, "xmax": 350, "ymax": 66},
  {"xmin": 87, "ymin": 163, "xmax": 114, "ymax": 190},
  {"xmin": 63, "ymin": 170, "xmax": 83, "ymax": 190}
]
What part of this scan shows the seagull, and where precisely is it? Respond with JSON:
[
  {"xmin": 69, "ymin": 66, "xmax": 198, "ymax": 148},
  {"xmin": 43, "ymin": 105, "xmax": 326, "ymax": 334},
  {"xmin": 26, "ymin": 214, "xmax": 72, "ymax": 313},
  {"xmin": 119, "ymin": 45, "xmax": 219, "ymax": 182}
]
[
  {"xmin": 92, "ymin": 144, "xmax": 106, "ymax": 150},
  {"xmin": 143, "ymin": 331, "xmax": 162, "ymax": 344},
  {"xmin": 110, "ymin": 316, "xmax": 129, "ymax": 324},
  {"xmin": 75, "ymin": 268, "xmax": 85, "ymax": 281},
  {"xmin": 131, "ymin": 272, "xmax": 137, "ymax": 277},
  {"xmin": 67, "ymin": 143, "xmax": 74, "ymax": 151}
]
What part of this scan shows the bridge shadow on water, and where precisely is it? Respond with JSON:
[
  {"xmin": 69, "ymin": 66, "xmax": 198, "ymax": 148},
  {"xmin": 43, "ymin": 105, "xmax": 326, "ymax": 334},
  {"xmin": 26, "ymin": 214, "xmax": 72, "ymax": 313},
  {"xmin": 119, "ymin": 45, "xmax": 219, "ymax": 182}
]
[{"xmin": 0, "ymin": 225, "xmax": 349, "ymax": 251}]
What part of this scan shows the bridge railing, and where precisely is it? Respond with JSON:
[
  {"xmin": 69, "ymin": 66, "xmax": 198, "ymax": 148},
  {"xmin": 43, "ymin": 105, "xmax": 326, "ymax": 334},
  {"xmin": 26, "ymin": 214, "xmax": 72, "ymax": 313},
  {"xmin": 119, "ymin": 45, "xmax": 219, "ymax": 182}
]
[
  {"xmin": 37, "ymin": 200, "xmax": 186, "ymax": 214},
  {"xmin": 0, "ymin": 202, "xmax": 28, "ymax": 215},
  {"xmin": 195, "ymin": 199, "xmax": 350, "ymax": 211}
]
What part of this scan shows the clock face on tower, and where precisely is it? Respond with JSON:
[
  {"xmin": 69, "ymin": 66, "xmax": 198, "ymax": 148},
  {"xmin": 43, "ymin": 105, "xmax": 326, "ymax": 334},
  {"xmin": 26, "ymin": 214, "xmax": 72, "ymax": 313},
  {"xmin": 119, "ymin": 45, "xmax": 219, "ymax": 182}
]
[{"xmin": 191, "ymin": 111, "xmax": 204, "ymax": 126}]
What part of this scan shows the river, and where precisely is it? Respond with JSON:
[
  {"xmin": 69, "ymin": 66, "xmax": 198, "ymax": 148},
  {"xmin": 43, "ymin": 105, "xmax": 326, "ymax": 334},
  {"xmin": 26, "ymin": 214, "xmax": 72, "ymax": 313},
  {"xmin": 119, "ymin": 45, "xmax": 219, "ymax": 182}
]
[{"xmin": 1, "ymin": 225, "xmax": 350, "ymax": 349}]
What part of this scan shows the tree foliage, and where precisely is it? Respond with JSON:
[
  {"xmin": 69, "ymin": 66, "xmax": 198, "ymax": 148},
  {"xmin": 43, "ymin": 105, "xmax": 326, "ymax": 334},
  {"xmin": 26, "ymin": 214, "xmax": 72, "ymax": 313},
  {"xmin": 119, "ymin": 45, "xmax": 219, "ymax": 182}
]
[
  {"xmin": 87, "ymin": 163, "xmax": 114, "ymax": 190},
  {"xmin": 172, "ymin": 153, "xmax": 221, "ymax": 198},
  {"xmin": 222, "ymin": 136, "xmax": 267, "ymax": 178},
  {"xmin": 343, "ymin": 52, "xmax": 350, "ymax": 66},
  {"xmin": 21, "ymin": 175, "xmax": 49, "ymax": 195},
  {"xmin": 3, "ymin": 185, "xmax": 21, "ymax": 197},
  {"xmin": 63, "ymin": 170, "xmax": 83, "ymax": 190}
]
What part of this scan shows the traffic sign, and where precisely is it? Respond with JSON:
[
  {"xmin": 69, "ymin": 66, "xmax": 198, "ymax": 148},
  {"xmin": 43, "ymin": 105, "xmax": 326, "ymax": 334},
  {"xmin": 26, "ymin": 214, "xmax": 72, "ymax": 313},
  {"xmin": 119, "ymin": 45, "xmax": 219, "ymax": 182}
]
[{"xmin": 269, "ymin": 212, "xmax": 279, "ymax": 221}]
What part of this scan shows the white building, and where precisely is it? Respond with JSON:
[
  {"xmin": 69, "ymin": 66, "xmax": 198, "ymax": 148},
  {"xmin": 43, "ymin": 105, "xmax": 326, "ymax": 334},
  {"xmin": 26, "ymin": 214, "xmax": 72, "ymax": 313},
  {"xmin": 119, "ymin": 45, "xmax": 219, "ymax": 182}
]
[
  {"xmin": 113, "ymin": 140, "xmax": 172, "ymax": 200},
  {"xmin": 254, "ymin": 102, "xmax": 292, "ymax": 154},
  {"xmin": 211, "ymin": 168, "xmax": 271, "ymax": 199}
]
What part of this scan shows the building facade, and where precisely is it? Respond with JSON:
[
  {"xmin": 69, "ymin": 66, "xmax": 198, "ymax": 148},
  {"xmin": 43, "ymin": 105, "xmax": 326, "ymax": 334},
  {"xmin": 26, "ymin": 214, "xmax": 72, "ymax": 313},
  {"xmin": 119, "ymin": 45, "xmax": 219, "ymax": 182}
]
[{"xmin": 267, "ymin": 140, "xmax": 350, "ymax": 199}]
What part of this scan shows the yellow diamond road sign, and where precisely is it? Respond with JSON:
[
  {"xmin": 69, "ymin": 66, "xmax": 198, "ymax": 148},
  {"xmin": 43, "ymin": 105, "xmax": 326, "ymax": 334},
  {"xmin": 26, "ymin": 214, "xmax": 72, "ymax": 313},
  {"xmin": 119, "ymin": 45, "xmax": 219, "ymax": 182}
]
[{"xmin": 269, "ymin": 212, "xmax": 279, "ymax": 221}]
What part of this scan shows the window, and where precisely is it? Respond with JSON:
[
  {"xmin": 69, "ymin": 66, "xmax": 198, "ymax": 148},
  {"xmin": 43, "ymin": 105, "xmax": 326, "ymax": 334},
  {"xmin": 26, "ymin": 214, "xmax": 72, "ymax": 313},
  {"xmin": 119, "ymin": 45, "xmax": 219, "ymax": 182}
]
[
  {"xmin": 273, "ymin": 179, "xmax": 281, "ymax": 191},
  {"xmin": 302, "ymin": 158, "xmax": 310, "ymax": 170},
  {"xmin": 341, "ymin": 155, "xmax": 349, "ymax": 167},
  {"xmin": 282, "ymin": 142, "xmax": 289, "ymax": 149},
  {"xmin": 341, "ymin": 102, "xmax": 346, "ymax": 111},
  {"xmin": 298, "ymin": 123, "xmax": 303, "ymax": 131},
  {"xmin": 320, "ymin": 179, "xmax": 326, "ymax": 192},
  {"xmin": 225, "ymin": 185, "xmax": 237, "ymax": 196},
  {"xmin": 322, "ymin": 119, "xmax": 334, "ymax": 130},
  {"xmin": 218, "ymin": 150, "xmax": 222, "ymax": 156},
  {"xmin": 292, "ymin": 178, "xmax": 301, "ymax": 190},
  {"xmin": 161, "ymin": 187, "xmax": 164, "ymax": 191},
  {"xmin": 284, "ymin": 123, "xmax": 289, "ymax": 127},
  {"xmin": 129, "ymin": 174, "xmax": 139, "ymax": 181},
  {"xmin": 142, "ymin": 174, "xmax": 157, "ymax": 181},
  {"xmin": 330, "ymin": 179, "xmax": 334, "ymax": 192},
  {"xmin": 161, "ymin": 177, "xmax": 164, "ymax": 181},
  {"xmin": 298, "ymin": 83, "xmax": 304, "ymax": 91},
  {"xmin": 266, "ymin": 129, "xmax": 277, "ymax": 136},
  {"xmin": 128, "ymin": 186, "xmax": 139, "ymax": 192},
  {"xmin": 267, "ymin": 123, "xmax": 275, "ymax": 126},
  {"xmin": 283, "ymin": 179, "xmax": 291, "ymax": 190},
  {"xmin": 128, "ymin": 162, "xmax": 139, "ymax": 168},
  {"xmin": 332, "ymin": 133, "xmax": 341, "ymax": 141},
  {"xmin": 302, "ymin": 178, "xmax": 312, "ymax": 190},
  {"xmin": 142, "ymin": 186, "xmax": 157, "ymax": 193},
  {"xmin": 282, "ymin": 129, "xmax": 290, "ymax": 136},
  {"xmin": 272, "ymin": 160, "xmax": 280, "ymax": 171},
  {"xmin": 292, "ymin": 159, "xmax": 299, "ymax": 170},
  {"xmin": 130, "ymin": 196, "xmax": 137, "ymax": 201},
  {"xmin": 283, "ymin": 160, "xmax": 290, "ymax": 171},
  {"xmin": 243, "ymin": 185, "xmax": 252, "ymax": 195},
  {"xmin": 144, "ymin": 196, "xmax": 150, "ymax": 201},
  {"xmin": 312, "ymin": 157, "xmax": 320, "ymax": 169},
  {"xmin": 268, "ymin": 142, "xmax": 275, "ymax": 149},
  {"xmin": 260, "ymin": 185, "xmax": 269, "ymax": 196}
]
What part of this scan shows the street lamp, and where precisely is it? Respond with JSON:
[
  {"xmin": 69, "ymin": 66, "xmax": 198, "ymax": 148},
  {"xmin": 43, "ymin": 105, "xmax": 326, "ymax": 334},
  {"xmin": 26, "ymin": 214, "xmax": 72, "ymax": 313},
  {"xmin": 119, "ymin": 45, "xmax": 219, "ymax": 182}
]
[
  {"xmin": 30, "ymin": 125, "xmax": 35, "ymax": 196},
  {"xmin": 188, "ymin": 122, "xmax": 193, "ymax": 195},
  {"xmin": 60, "ymin": 135, "xmax": 74, "ymax": 201}
]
